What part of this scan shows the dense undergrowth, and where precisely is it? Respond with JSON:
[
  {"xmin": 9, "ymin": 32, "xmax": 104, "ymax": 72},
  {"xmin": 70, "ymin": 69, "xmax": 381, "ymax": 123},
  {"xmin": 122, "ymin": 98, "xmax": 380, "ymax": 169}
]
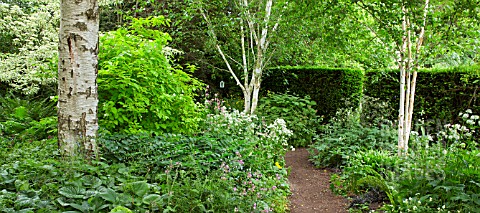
[
  {"xmin": 310, "ymin": 101, "xmax": 480, "ymax": 212},
  {"xmin": 0, "ymin": 103, "xmax": 293, "ymax": 212}
]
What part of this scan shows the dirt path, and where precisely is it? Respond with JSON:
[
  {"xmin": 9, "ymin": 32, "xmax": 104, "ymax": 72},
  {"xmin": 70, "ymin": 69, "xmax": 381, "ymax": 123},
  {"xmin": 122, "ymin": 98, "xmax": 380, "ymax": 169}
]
[{"xmin": 286, "ymin": 148, "xmax": 348, "ymax": 213}]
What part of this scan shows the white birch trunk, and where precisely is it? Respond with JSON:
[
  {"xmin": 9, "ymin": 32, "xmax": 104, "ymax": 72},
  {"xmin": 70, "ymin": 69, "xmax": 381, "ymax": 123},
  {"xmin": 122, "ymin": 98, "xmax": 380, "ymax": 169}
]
[
  {"xmin": 397, "ymin": 0, "xmax": 429, "ymax": 155},
  {"xmin": 199, "ymin": 0, "xmax": 278, "ymax": 114},
  {"xmin": 397, "ymin": 4, "xmax": 408, "ymax": 156},
  {"xmin": 405, "ymin": 0, "xmax": 429, "ymax": 148},
  {"xmin": 58, "ymin": 0, "xmax": 99, "ymax": 159}
]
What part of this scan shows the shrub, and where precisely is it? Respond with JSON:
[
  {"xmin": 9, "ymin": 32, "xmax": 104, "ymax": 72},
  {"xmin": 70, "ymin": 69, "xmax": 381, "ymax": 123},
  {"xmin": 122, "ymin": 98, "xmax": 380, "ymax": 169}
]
[
  {"xmin": 332, "ymin": 114, "xmax": 480, "ymax": 212},
  {"xmin": 98, "ymin": 108, "xmax": 292, "ymax": 212},
  {"xmin": 98, "ymin": 16, "xmax": 204, "ymax": 134},
  {"xmin": 309, "ymin": 108, "xmax": 397, "ymax": 168},
  {"xmin": 1, "ymin": 108, "xmax": 293, "ymax": 212},
  {"xmin": 263, "ymin": 66, "xmax": 364, "ymax": 121},
  {"xmin": 257, "ymin": 93, "xmax": 321, "ymax": 147}
]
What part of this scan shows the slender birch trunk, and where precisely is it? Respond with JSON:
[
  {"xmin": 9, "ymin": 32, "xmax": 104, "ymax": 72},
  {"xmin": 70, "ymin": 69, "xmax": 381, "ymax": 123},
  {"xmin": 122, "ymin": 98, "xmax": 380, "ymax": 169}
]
[
  {"xmin": 58, "ymin": 0, "xmax": 99, "ymax": 159},
  {"xmin": 397, "ymin": 0, "xmax": 429, "ymax": 155},
  {"xmin": 199, "ymin": 0, "xmax": 278, "ymax": 114},
  {"xmin": 397, "ymin": 4, "xmax": 408, "ymax": 155}
]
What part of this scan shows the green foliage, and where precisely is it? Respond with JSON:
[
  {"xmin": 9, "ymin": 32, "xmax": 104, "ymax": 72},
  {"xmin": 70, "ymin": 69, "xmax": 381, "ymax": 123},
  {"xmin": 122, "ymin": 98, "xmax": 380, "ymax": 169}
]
[
  {"xmin": 331, "ymin": 114, "xmax": 480, "ymax": 211},
  {"xmin": 0, "ymin": 0, "xmax": 59, "ymax": 94},
  {"xmin": 0, "ymin": 93, "xmax": 56, "ymax": 143},
  {"xmin": 309, "ymin": 108, "xmax": 397, "ymax": 168},
  {"xmin": 99, "ymin": 109, "xmax": 292, "ymax": 212},
  {"xmin": 257, "ymin": 93, "xmax": 321, "ymax": 147},
  {"xmin": 332, "ymin": 150, "xmax": 398, "ymax": 193},
  {"xmin": 263, "ymin": 66, "xmax": 364, "ymax": 122},
  {"xmin": 98, "ymin": 16, "xmax": 204, "ymax": 134},
  {"xmin": 1, "ymin": 106, "xmax": 291, "ymax": 212},
  {"xmin": 365, "ymin": 66, "xmax": 480, "ymax": 123}
]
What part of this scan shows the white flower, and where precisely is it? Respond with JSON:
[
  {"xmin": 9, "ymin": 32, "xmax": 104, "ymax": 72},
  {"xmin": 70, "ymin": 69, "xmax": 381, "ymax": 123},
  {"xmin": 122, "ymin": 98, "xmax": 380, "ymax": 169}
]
[
  {"xmin": 463, "ymin": 113, "xmax": 470, "ymax": 119},
  {"xmin": 471, "ymin": 115, "xmax": 479, "ymax": 120},
  {"xmin": 466, "ymin": 109, "xmax": 473, "ymax": 114},
  {"xmin": 466, "ymin": 119, "xmax": 475, "ymax": 125}
]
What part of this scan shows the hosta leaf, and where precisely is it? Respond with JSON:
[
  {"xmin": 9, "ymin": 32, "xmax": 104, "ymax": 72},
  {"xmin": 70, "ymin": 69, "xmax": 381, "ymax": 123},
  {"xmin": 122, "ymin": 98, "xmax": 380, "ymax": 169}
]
[
  {"xmin": 69, "ymin": 201, "xmax": 90, "ymax": 212},
  {"xmin": 15, "ymin": 194, "xmax": 38, "ymax": 208},
  {"xmin": 81, "ymin": 176, "xmax": 102, "ymax": 189},
  {"xmin": 59, "ymin": 186, "xmax": 86, "ymax": 199},
  {"xmin": 99, "ymin": 188, "xmax": 117, "ymax": 203},
  {"xmin": 142, "ymin": 194, "xmax": 165, "ymax": 205},
  {"xmin": 16, "ymin": 208, "xmax": 34, "ymax": 213},
  {"xmin": 125, "ymin": 181, "xmax": 149, "ymax": 197}
]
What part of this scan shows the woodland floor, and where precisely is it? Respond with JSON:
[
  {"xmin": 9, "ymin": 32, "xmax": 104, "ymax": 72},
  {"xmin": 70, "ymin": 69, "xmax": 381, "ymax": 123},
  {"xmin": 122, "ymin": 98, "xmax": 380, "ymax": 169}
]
[{"xmin": 286, "ymin": 148, "xmax": 349, "ymax": 213}]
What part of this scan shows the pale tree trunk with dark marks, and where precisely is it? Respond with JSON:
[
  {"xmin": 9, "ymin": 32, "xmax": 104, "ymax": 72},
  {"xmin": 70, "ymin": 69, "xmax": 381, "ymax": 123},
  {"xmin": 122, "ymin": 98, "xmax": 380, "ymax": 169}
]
[
  {"xmin": 58, "ymin": 0, "xmax": 99, "ymax": 159},
  {"xmin": 199, "ymin": 0, "xmax": 280, "ymax": 114}
]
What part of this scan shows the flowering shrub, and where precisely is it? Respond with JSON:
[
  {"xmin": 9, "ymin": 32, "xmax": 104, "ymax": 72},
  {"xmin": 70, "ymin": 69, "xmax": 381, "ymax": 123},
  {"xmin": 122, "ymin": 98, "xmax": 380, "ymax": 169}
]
[
  {"xmin": 257, "ymin": 93, "xmax": 320, "ymax": 147},
  {"xmin": 98, "ymin": 108, "xmax": 292, "ymax": 212},
  {"xmin": 0, "ymin": 0, "xmax": 59, "ymax": 94},
  {"xmin": 332, "ymin": 110, "xmax": 480, "ymax": 211}
]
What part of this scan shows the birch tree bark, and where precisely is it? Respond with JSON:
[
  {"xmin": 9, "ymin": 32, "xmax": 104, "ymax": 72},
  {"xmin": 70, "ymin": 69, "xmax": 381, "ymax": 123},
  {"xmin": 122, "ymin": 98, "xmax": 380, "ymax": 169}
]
[
  {"xmin": 199, "ymin": 0, "xmax": 281, "ymax": 114},
  {"xmin": 58, "ymin": 0, "xmax": 99, "ymax": 159},
  {"xmin": 397, "ymin": 0, "xmax": 429, "ymax": 155}
]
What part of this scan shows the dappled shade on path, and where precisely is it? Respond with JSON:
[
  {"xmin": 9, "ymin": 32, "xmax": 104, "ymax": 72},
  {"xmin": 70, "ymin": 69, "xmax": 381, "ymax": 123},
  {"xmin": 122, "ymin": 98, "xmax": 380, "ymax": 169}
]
[{"xmin": 286, "ymin": 148, "xmax": 348, "ymax": 213}]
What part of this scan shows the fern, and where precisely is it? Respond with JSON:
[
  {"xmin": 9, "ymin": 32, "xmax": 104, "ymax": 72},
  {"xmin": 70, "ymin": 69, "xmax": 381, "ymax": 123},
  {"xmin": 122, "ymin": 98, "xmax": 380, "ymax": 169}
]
[{"xmin": 357, "ymin": 174, "xmax": 395, "ymax": 205}]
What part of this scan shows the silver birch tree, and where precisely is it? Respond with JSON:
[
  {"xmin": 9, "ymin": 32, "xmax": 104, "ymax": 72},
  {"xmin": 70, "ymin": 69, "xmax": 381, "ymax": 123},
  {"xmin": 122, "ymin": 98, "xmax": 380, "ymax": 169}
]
[
  {"xmin": 396, "ymin": 0, "xmax": 429, "ymax": 155},
  {"xmin": 198, "ymin": 0, "xmax": 282, "ymax": 114},
  {"xmin": 355, "ymin": 0, "xmax": 429, "ymax": 155},
  {"xmin": 58, "ymin": 0, "xmax": 99, "ymax": 159}
]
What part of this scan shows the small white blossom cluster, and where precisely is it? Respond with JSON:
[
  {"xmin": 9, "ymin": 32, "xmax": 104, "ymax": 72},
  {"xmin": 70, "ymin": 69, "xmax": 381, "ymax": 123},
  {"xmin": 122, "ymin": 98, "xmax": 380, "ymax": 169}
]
[
  {"xmin": 205, "ymin": 109, "xmax": 258, "ymax": 138},
  {"xmin": 204, "ymin": 109, "xmax": 293, "ymax": 152},
  {"xmin": 436, "ymin": 110, "xmax": 479, "ymax": 149},
  {"xmin": 459, "ymin": 109, "xmax": 480, "ymax": 127},
  {"xmin": 0, "ymin": 0, "xmax": 59, "ymax": 94},
  {"xmin": 265, "ymin": 118, "xmax": 293, "ymax": 149}
]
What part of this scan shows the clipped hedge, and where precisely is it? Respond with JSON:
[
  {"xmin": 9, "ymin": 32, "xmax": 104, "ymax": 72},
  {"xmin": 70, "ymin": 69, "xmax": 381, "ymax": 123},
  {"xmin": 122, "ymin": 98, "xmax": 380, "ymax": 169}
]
[
  {"xmin": 365, "ymin": 66, "xmax": 480, "ymax": 124},
  {"xmin": 262, "ymin": 66, "xmax": 364, "ymax": 121}
]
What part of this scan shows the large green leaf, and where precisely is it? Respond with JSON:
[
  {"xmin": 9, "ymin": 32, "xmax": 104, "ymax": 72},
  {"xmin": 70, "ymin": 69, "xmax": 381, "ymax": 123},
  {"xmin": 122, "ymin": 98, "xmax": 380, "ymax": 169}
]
[
  {"xmin": 58, "ymin": 186, "xmax": 86, "ymax": 199},
  {"xmin": 98, "ymin": 187, "xmax": 118, "ymax": 203},
  {"xmin": 142, "ymin": 194, "xmax": 166, "ymax": 205},
  {"xmin": 125, "ymin": 181, "xmax": 149, "ymax": 197}
]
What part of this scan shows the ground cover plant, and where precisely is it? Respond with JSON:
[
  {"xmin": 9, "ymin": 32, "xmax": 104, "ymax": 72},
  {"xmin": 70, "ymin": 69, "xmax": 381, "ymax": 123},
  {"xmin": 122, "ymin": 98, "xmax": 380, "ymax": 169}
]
[
  {"xmin": 0, "ymin": 101, "xmax": 292, "ymax": 212},
  {"xmin": 320, "ymin": 108, "xmax": 480, "ymax": 212}
]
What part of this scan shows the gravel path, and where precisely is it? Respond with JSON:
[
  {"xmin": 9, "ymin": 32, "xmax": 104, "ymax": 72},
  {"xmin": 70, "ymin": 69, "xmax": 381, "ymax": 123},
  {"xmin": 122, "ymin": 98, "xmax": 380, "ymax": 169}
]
[{"xmin": 286, "ymin": 148, "xmax": 348, "ymax": 213}]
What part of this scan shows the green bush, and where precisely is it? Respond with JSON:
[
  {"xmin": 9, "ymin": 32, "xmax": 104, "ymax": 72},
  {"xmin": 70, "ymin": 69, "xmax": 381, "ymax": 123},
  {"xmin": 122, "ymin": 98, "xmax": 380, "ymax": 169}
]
[
  {"xmin": 263, "ymin": 66, "xmax": 364, "ymax": 121},
  {"xmin": 382, "ymin": 135, "xmax": 480, "ymax": 212},
  {"xmin": 98, "ymin": 109, "xmax": 292, "ymax": 212},
  {"xmin": 308, "ymin": 108, "xmax": 397, "ymax": 168},
  {"xmin": 98, "ymin": 16, "xmax": 204, "ymax": 134},
  {"xmin": 257, "ymin": 93, "xmax": 321, "ymax": 147}
]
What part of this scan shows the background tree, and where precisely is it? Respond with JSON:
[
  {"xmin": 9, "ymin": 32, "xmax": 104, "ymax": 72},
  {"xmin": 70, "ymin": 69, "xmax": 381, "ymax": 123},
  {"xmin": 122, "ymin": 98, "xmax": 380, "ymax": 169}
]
[
  {"xmin": 198, "ymin": 0, "xmax": 285, "ymax": 114},
  {"xmin": 354, "ymin": 0, "xmax": 479, "ymax": 154},
  {"xmin": 57, "ymin": 0, "xmax": 100, "ymax": 158}
]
